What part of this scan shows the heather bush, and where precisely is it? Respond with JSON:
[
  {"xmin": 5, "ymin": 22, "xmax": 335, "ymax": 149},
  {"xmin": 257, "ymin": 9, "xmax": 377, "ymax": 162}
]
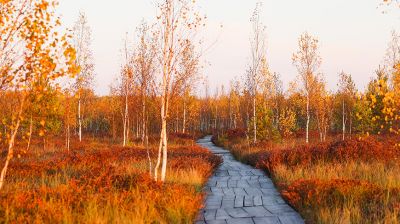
[
  {"xmin": 218, "ymin": 134, "xmax": 400, "ymax": 224},
  {"xmin": 0, "ymin": 139, "xmax": 221, "ymax": 223},
  {"xmin": 282, "ymin": 179, "xmax": 400, "ymax": 223}
]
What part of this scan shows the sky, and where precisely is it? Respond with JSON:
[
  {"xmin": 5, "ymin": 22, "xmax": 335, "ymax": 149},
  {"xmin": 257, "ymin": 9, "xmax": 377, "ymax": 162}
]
[{"xmin": 58, "ymin": 0, "xmax": 400, "ymax": 96}]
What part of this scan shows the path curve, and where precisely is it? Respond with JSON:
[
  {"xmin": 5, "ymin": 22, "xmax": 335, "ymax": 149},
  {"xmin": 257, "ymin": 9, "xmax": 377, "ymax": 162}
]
[{"xmin": 195, "ymin": 136, "xmax": 304, "ymax": 224}]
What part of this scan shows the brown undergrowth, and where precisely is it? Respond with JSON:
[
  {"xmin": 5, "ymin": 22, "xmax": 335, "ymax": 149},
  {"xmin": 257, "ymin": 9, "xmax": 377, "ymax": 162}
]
[
  {"xmin": 214, "ymin": 131, "xmax": 400, "ymax": 224},
  {"xmin": 0, "ymin": 135, "xmax": 221, "ymax": 223}
]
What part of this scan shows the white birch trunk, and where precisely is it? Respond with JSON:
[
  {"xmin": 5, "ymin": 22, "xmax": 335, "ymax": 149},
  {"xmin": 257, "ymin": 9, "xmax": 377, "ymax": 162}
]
[
  {"xmin": 161, "ymin": 115, "xmax": 168, "ymax": 182},
  {"xmin": 0, "ymin": 99, "xmax": 25, "ymax": 190},
  {"xmin": 253, "ymin": 96, "xmax": 257, "ymax": 143},
  {"xmin": 78, "ymin": 95, "xmax": 82, "ymax": 142},
  {"xmin": 182, "ymin": 99, "xmax": 186, "ymax": 134},
  {"xmin": 342, "ymin": 100, "xmax": 345, "ymax": 141},
  {"xmin": 142, "ymin": 96, "xmax": 146, "ymax": 145},
  {"xmin": 155, "ymin": 93, "xmax": 168, "ymax": 181},
  {"xmin": 123, "ymin": 88, "xmax": 128, "ymax": 147},
  {"xmin": 306, "ymin": 93, "xmax": 310, "ymax": 144}
]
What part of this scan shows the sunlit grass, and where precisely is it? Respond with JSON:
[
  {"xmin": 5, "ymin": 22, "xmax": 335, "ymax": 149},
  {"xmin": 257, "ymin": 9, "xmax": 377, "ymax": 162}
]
[
  {"xmin": 274, "ymin": 162, "xmax": 400, "ymax": 224},
  {"xmin": 217, "ymin": 136, "xmax": 400, "ymax": 224},
  {"xmin": 274, "ymin": 161, "xmax": 400, "ymax": 189},
  {"xmin": 167, "ymin": 168, "xmax": 205, "ymax": 188},
  {"xmin": 0, "ymin": 138, "xmax": 221, "ymax": 223}
]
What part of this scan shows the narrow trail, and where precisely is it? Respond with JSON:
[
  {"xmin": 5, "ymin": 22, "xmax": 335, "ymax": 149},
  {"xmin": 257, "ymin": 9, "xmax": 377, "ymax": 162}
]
[{"xmin": 195, "ymin": 136, "xmax": 304, "ymax": 224}]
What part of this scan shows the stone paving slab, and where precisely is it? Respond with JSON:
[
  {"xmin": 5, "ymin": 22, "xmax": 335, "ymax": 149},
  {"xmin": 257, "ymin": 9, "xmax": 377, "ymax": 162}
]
[{"xmin": 196, "ymin": 136, "xmax": 304, "ymax": 224}]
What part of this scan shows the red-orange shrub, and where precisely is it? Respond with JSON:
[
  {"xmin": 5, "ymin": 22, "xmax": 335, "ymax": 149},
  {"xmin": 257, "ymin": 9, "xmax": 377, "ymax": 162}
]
[
  {"xmin": 250, "ymin": 137, "xmax": 400, "ymax": 175},
  {"xmin": 0, "ymin": 141, "xmax": 222, "ymax": 223},
  {"xmin": 226, "ymin": 128, "xmax": 247, "ymax": 140},
  {"xmin": 282, "ymin": 179, "xmax": 400, "ymax": 222}
]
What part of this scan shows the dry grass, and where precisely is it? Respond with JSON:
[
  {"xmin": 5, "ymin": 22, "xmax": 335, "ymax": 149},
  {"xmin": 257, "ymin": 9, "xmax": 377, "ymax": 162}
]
[
  {"xmin": 274, "ymin": 161, "xmax": 400, "ymax": 190},
  {"xmin": 0, "ymin": 137, "xmax": 221, "ymax": 223},
  {"xmin": 215, "ymin": 135, "xmax": 400, "ymax": 224},
  {"xmin": 167, "ymin": 168, "xmax": 204, "ymax": 188}
]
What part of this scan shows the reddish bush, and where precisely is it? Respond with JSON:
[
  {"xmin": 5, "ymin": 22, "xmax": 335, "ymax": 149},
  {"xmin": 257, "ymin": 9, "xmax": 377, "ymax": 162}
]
[
  {"xmin": 0, "ymin": 141, "xmax": 222, "ymax": 223},
  {"xmin": 226, "ymin": 128, "xmax": 247, "ymax": 140},
  {"xmin": 282, "ymin": 179, "xmax": 400, "ymax": 222},
  {"xmin": 249, "ymin": 137, "xmax": 400, "ymax": 175},
  {"xmin": 222, "ymin": 135, "xmax": 400, "ymax": 223}
]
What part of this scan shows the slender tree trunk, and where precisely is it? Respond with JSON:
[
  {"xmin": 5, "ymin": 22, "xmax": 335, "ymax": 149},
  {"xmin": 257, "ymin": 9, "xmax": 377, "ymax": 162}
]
[
  {"xmin": 142, "ymin": 95, "xmax": 146, "ymax": 145},
  {"xmin": 253, "ymin": 95, "xmax": 257, "ymax": 143},
  {"xmin": 26, "ymin": 115, "xmax": 33, "ymax": 152},
  {"xmin": 246, "ymin": 106, "xmax": 250, "ymax": 142},
  {"xmin": 160, "ymin": 94, "xmax": 169, "ymax": 182},
  {"xmin": 214, "ymin": 105, "xmax": 218, "ymax": 131},
  {"xmin": 145, "ymin": 111, "xmax": 152, "ymax": 177},
  {"xmin": 155, "ymin": 59, "xmax": 168, "ymax": 181},
  {"xmin": 0, "ymin": 98, "xmax": 25, "ymax": 190},
  {"xmin": 154, "ymin": 127, "xmax": 163, "ymax": 181},
  {"xmin": 127, "ymin": 117, "xmax": 130, "ymax": 144},
  {"xmin": 123, "ymin": 89, "xmax": 128, "ymax": 147},
  {"xmin": 155, "ymin": 93, "xmax": 168, "ymax": 182},
  {"xmin": 306, "ymin": 94, "xmax": 310, "ymax": 144},
  {"xmin": 183, "ymin": 99, "xmax": 186, "ymax": 134},
  {"xmin": 161, "ymin": 115, "xmax": 168, "ymax": 182},
  {"xmin": 0, "ymin": 122, "xmax": 21, "ymax": 190},
  {"xmin": 229, "ymin": 97, "xmax": 232, "ymax": 129},
  {"xmin": 342, "ymin": 100, "xmax": 345, "ymax": 141},
  {"xmin": 146, "ymin": 141, "xmax": 152, "ymax": 177},
  {"xmin": 123, "ymin": 117, "xmax": 126, "ymax": 146},
  {"xmin": 78, "ymin": 94, "xmax": 82, "ymax": 142}
]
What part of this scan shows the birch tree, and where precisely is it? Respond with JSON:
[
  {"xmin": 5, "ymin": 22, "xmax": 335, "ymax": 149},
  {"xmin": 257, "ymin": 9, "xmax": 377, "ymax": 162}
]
[
  {"xmin": 385, "ymin": 31, "xmax": 400, "ymax": 71},
  {"xmin": 384, "ymin": 63, "xmax": 400, "ymax": 137},
  {"xmin": 0, "ymin": 0, "xmax": 78, "ymax": 190},
  {"xmin": 63, "ymin": 89, "xmax": 75, "ymax": 151},
  {"xmin": 72, "ymin": 12, "xmax": 94, "ymax": 142},
  {"xmin": 133, "ymin": 21, "xmax": 157, "ymax": 145},
  {"xmin": 178, "ymin": 40, "xmax": 200, "ymax": 134},
  {"xmin": 338, "ymin": 71, "xmax": 356, "ymax": 140},
  {"xmin": 292, "ymin": 32, "xmax": 321, "ymax": 144},
  {"xmin": 247, "ymin": 2, "xmax": 266, "ymax": 143},
  {"xmin": 229, "ymin": 79, "xmax": 241, "ymax": 129},
  {"xmin": 109, "ymin": 83, "xmax": 122, "ymax": 141},
  {"xmin": 154, "ymin": 0, "xmax": 204, "ymax": 182},
  {"xmin": 131, "ymin": 22, "xmax": 158, "ymax": 176},
  {"xmin": 120, "ymin": 38, "xmax": 134, "ymax": 147},
  {"xmin": 314, "ymin": 78, "xmax": 333, "ymax": 142}
]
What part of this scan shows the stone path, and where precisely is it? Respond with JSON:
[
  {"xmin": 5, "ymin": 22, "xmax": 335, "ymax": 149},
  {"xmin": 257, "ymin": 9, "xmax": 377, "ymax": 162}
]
[{"xmin": 195, "ymin": 136, "xmax": 304, "ymax": 224}]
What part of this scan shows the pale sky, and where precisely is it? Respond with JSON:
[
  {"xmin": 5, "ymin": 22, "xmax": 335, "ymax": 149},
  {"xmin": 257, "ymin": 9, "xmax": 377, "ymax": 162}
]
[{"xmin": 58, "ymin": 0, "xmax": 400, "ymax": 95}]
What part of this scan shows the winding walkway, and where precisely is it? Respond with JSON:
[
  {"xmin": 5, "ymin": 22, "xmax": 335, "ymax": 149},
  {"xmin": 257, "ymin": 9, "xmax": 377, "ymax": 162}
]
[{"xmin": 195, "ymin": 136, "xmax": 304, "ymax": 224}]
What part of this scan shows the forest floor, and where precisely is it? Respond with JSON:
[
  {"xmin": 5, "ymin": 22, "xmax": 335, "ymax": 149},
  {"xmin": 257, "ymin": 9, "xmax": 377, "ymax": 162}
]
[
  {"xmin": 0, "ymin": 135, "xmax": 221, "ymax": 223},
  {"xmin": 196, "ymin": 136, "xmax": 304, "ymax": 224},
  {"xmin": 214, "ymin": 133, "xmax": 400, "ymax": 224}
]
